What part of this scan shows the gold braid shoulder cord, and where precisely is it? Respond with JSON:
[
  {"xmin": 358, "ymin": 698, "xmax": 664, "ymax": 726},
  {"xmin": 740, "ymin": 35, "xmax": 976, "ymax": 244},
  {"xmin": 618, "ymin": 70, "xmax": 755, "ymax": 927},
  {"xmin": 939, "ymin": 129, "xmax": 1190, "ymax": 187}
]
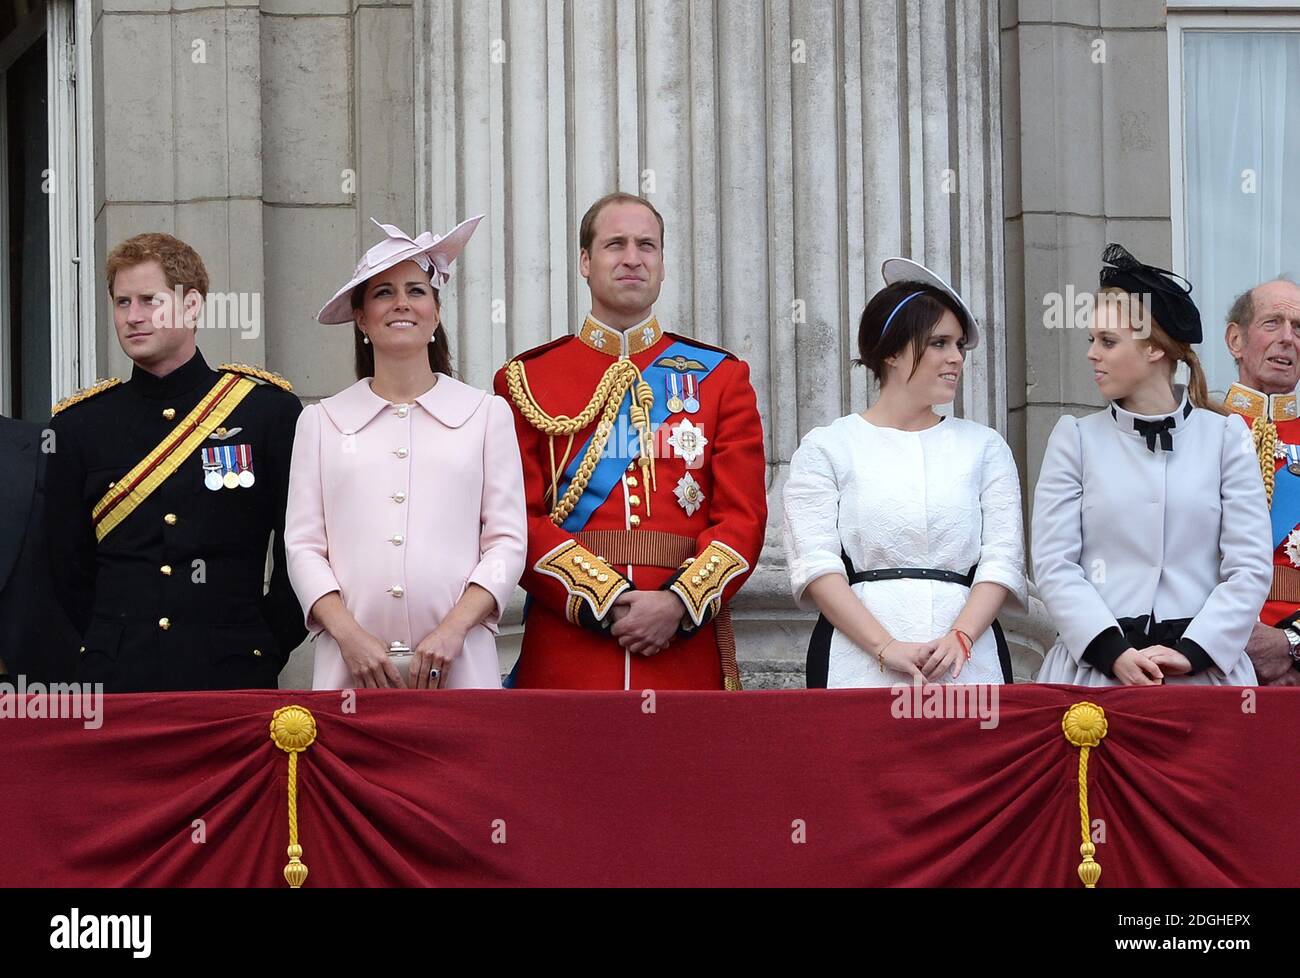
[
  {"xmin": 505, "ymin": 358, "xmax": 657, "ymax": 525},
  {"xmin": 1253, "ymin": 416, "xmax": 1277, "ymax": 506}
]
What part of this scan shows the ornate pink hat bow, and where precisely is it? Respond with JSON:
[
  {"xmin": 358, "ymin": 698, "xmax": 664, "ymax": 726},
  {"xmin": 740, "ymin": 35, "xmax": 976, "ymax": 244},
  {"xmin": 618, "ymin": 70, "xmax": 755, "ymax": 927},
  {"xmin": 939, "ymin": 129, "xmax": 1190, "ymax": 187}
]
[{"xmin": 317, "ymin": 214, "xmax": 484, "ymax": 324}]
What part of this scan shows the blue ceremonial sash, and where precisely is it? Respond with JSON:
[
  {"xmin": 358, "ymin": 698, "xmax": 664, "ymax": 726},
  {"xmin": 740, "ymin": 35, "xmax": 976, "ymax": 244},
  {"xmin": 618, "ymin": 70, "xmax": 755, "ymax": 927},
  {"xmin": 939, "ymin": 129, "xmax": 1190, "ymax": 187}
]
[
  {"xmin": 1271, "ymin": 465, "xmax": 1300, "ymax": 550},
  {"xmin": 556, "ymin": 340, "xmax": 728, "ymax": 533}
]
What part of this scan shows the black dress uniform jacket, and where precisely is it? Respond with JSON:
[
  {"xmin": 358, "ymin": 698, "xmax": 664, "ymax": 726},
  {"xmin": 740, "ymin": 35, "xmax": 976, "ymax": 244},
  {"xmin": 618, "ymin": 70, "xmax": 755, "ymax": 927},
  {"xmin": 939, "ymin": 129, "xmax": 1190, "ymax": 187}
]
[
  {"xmin": 46, "ymin": 351, "xmax": 306, "ymax": 691},
  {"xmin": 0, "ymin": 416, "xmax": 80, "ymax": 681}
]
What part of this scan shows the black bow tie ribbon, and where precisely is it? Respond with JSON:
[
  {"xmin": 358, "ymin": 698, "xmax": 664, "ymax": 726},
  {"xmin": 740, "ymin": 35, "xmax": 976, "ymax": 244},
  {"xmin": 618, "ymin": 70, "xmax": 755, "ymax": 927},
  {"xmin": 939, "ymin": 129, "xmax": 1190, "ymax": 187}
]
[{"xmin": 1133, "ymin": 416, "xmax": 1176, "ymax": 453}]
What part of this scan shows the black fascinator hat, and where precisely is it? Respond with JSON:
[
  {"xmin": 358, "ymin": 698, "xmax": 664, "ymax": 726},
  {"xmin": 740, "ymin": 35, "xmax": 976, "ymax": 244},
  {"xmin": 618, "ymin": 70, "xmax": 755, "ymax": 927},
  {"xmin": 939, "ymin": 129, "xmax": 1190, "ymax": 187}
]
[{"xmin": 1098, "ymin": 243, "xmax": 1202, "ymax": 344}]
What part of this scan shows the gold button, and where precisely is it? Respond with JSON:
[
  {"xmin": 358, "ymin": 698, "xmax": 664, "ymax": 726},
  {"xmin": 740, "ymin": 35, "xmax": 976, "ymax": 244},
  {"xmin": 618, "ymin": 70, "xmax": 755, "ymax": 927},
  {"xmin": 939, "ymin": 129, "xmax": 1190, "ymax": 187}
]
[
  {"xmin": 164, "ymin": 513, "xmax": 177, "ymax": 525},
  {"xmin": 626, "ymin": 476, "xmax": 638, "ymax": 488},
  {"xmin": 710, "ymin": 555, "xmax": 722, "ymax": 564},
  {"xmin": 629, "ymin": 515, "xmax": 641, "ymax": 527},
  {"xmin": 162, "ymin": 407, "xmax": 176, "ymax": 420},
  {"xmin": 597, "ymin": 573, "xmax": 609, "ymax": 583},
  {"xmin": 158, "ymin": 617, "xmax": 171, "ymax": 630},
  {"xmin": 587, "ymin": 568, "xmax": 598, "ymax": 578},
  {"xmin": 252, "ymin": 649, "xmax": 263, "ymax": 657},
  {"xmin": 691, "ymin": 575, "xmax": 702, "ymax": 585},
  {"xmin": 572, "ymin": 555, "xmax": 584, "ymax": 565},
  {"xmin": 628, "ymin": 494, "xmax": 641, "ymax": 507},
  {"xmin": 393, "ymin": 491, "xmax": 407, "ymax": 503},
  {"xmin": 160, "ymin": 564, "xmax": 172, "ymax": 576}
]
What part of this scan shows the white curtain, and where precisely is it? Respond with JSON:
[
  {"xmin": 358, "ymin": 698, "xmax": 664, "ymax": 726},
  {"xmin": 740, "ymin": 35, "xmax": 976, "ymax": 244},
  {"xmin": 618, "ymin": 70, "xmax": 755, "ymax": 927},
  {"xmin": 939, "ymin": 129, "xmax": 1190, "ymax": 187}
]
[{"xmin": 1185, "ymin": 30, "xmax": 1300, "ymax": 398}]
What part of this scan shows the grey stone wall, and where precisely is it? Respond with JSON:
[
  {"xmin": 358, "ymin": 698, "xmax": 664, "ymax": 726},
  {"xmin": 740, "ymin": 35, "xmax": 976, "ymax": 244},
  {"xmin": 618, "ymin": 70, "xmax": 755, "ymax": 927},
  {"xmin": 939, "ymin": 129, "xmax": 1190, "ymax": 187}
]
[
  {"xmin": 1000, "ymin": 0, "xmax": 1173, "ymax": 497},
  {"xmin": 91, "ymin": 0, "xmax": 416, "ymax": 400}
]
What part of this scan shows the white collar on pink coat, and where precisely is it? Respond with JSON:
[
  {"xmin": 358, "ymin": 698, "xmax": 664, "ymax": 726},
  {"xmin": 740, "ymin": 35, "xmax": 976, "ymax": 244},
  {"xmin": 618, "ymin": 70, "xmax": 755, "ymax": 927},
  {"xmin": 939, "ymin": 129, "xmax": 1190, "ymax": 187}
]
[{"xmin": 319, "ymin": 375, "xmax": 488, "ymax": 434}]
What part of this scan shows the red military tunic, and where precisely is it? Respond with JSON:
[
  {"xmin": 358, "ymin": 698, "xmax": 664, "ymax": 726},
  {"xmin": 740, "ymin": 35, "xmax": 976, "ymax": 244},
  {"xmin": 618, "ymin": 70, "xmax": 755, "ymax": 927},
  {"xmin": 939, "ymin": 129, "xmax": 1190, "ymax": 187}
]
[
  {"xmin": 1225, "ymin": 381, "xmax": 1300, "ymax": 627},
  {"xmin": 493, "ymin": 314, "xmax": 767, "ymax": 689}
]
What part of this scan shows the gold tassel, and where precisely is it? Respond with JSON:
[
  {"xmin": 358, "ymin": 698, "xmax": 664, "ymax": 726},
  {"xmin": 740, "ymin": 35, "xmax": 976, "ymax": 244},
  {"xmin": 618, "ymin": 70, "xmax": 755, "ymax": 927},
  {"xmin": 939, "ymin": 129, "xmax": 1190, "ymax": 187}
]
[
  {"xmin": 270, "ymin": 705, "xmax": 318, "ymax": 888},
  {"xmin": 1061, "ymin": 702, "xmax": 1108, "ymax": 888},
  {"xmin": 507, "ymin": 358, "xmax": 657, "ymax": 524},
  {"xmin": 1252, "ymin": 416, "xmax": 1277, "ymax": 507}
]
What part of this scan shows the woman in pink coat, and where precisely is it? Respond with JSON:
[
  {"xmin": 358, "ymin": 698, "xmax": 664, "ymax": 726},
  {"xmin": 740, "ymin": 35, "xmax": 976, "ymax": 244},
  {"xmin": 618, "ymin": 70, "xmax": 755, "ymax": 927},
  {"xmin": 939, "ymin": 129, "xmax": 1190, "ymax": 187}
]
[{"xmin": 285, "ymin": 215, "xmax": 526, "ymax": 689}]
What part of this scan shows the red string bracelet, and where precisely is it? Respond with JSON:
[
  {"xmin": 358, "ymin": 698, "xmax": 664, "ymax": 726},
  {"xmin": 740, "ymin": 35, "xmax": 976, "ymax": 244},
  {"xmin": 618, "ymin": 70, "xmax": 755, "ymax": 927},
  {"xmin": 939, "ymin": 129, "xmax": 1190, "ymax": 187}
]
[{"xmin": 952, "ymin": 629, "xmax": 974, "ymax": 660}]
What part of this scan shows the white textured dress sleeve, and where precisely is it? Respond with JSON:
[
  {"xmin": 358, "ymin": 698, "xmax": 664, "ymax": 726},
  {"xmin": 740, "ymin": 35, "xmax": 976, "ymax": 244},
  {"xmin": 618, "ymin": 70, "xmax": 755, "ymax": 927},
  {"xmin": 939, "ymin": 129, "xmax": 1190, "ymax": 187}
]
[
  {"xmin": 972, "ymin": 430, "xmax": 1028, "ymax": 611},
  {"xmin": 1031, "ymin": 415, "xmax": 1121, "ymax": 661},
  {"xmin": 1182, "ymin": 413, "xmax": 1273, "ymax": 673},
  {"xmin": 782, "ymin": 430, "xmax": 848, "ymax": 611}
]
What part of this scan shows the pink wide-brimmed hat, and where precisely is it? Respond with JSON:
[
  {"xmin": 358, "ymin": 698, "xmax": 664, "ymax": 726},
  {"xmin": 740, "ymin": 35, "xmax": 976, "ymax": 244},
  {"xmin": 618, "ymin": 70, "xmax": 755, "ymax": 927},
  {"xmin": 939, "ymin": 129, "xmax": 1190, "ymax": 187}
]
[{"xmin": 317, "ymin": 214, "xmax": 484, "ymax": 324}]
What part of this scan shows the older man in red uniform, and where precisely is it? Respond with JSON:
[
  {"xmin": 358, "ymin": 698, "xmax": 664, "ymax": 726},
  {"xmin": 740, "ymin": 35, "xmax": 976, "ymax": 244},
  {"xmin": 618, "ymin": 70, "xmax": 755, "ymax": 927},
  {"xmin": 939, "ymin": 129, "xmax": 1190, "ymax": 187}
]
[
  {"xmin": 494, "ymin": 193, "xmax": 767, "ymax": 689},
  {"xmin": 1224, "ymin": 277, "xmax": 1300, "ymax": 687}
]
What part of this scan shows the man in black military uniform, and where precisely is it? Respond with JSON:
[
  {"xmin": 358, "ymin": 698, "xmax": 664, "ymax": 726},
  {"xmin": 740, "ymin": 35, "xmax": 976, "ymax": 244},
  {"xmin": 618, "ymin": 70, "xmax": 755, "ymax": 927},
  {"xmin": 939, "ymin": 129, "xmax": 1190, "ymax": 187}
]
[{"xmin": 46, "ymin": 232, "xmax": 306, "ymax": 692}]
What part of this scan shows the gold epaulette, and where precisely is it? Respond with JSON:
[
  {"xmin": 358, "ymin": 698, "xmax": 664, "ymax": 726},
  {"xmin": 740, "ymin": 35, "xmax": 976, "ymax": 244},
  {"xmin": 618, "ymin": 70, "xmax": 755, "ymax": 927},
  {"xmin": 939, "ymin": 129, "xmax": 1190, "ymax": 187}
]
[
  {"xmin": 219, "ymin": 363, "xmax": 293, "ymax": 392},
  {"xmin": 51, "ymin": 378, "xmax": 122, "ymax": 416}
]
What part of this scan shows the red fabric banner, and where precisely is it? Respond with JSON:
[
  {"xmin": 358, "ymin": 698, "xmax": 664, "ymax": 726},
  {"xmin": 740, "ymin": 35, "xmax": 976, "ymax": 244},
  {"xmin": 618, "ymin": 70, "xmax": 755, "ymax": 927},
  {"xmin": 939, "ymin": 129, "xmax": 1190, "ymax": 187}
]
[{"xmin": 0, "ymin": 685, "xmax": 1295, "ymax": 886}]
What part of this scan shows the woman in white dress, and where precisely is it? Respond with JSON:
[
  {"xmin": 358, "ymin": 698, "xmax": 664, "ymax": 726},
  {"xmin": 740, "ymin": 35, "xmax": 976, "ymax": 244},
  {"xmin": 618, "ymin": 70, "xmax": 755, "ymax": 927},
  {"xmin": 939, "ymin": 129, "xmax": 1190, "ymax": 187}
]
[
  {"xmin": 1032, "ymin": 244, "xmax": 1272, "ymax": 686},
  {"xmin": 783, "ymin": 259, "xmax": 1027, "ymax": 687}
]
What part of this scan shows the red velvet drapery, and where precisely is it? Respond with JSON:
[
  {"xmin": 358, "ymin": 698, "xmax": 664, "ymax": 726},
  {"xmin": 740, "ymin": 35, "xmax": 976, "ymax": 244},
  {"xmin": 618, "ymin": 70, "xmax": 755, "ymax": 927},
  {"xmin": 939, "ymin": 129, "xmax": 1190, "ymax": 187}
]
[{"xmin": 0, "ymin": 686, "xmax": 1294, "ymax": 886}]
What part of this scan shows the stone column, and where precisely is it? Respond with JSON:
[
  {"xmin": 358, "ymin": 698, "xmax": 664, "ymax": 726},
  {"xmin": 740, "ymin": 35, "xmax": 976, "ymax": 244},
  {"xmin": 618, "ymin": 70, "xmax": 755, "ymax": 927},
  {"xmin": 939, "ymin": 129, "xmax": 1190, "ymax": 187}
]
[{"xmin": 415, "ymin": 0, "xmax": 1017, "ymax": 682}]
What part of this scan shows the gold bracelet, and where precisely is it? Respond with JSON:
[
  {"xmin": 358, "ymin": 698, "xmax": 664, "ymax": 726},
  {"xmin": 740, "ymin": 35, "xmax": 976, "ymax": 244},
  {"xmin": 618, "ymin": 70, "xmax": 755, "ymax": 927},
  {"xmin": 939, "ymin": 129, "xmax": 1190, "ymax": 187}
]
[{"xmin": 876, "ymin": 639, "xmax": 896, "ymax": 671}]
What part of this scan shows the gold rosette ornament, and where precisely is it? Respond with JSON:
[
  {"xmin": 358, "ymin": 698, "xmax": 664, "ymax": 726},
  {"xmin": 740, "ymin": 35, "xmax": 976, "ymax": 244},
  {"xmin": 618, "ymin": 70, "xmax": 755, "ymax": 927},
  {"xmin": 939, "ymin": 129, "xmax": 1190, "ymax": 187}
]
[
  {"xmin": 1062, "ymin": 702, "xmax": 1108, "ymax": 888},
  {"xmin": 270, "ymin": 705, "xmax": 318, "ymax": 887}
]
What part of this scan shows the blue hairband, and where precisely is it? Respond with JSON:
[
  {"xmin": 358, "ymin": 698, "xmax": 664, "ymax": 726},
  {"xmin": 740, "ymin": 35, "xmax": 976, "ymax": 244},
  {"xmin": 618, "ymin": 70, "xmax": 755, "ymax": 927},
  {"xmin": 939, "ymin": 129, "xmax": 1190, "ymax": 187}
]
[{"xmin": 882, "ymin": 291, "xmax": 925, "ymax": 337}]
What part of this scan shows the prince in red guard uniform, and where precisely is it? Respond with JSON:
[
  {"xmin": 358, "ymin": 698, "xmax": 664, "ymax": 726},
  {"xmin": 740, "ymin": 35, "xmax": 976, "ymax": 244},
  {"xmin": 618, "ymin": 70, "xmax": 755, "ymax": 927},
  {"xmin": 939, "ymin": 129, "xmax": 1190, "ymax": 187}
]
[
  {"xmin": 493, "ymin": 193, "xmax": 767, "ymax": 689},
  {"xmin": 1223, "ymin": 277, "xmax": 1300, "ymax": 686}
]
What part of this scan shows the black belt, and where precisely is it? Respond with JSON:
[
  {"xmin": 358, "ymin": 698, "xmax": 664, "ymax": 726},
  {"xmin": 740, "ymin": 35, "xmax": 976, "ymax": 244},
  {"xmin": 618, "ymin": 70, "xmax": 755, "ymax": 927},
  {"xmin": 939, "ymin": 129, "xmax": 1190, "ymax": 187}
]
[
  {"xmin": 806, "ymin": 552, "xmax": 1012, "ymax": 687},
  {"xmin": 848, "ymin": 567, "xmax": 976, "ymax": 587}
]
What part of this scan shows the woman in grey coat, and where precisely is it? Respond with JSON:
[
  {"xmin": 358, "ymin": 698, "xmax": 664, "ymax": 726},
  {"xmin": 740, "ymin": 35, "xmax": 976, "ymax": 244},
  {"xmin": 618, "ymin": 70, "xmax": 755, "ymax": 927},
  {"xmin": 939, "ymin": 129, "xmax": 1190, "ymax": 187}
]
[{"xmin": 1032, "ymin": 245, "xmax": 1272, "ymax": 686}]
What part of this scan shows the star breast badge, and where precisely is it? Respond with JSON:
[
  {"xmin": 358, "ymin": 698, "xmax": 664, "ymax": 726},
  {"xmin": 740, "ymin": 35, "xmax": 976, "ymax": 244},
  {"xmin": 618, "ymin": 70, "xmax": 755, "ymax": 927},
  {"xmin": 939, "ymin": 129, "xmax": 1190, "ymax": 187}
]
[
  {"xmin": 1287, "ymin": 528, "xmax": 1300, "ymax": 569},
  {"xmin": 667, "ymin": 419, "xmax": 708, "ymax": 464},
  {"xmin": 674, "ymin": 472, "xmax": 705, "ymax": 516}
]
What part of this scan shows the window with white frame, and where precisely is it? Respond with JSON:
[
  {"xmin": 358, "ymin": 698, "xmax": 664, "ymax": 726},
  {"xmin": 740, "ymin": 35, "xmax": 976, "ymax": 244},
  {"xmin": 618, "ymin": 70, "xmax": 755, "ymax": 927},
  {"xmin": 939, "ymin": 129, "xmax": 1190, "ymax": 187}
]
[
  {"xmin": 0, "ymin": 0, "xmax": 93, "ymax": 421},
  {"xmin": 1169, "ymin": 3, "xmax": 1300, "ymax": 398}
]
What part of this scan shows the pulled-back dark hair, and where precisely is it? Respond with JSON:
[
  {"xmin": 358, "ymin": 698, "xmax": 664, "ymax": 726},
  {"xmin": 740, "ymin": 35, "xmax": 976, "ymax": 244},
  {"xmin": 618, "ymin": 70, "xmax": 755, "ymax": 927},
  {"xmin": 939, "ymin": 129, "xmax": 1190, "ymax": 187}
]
[
  {"xmin": 351, "ymin": 275, "xmax": 453, "ymax": 380},
  {"xmin": 855, "ymin": 282, "xmax": 970, "ymax": 385}
]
